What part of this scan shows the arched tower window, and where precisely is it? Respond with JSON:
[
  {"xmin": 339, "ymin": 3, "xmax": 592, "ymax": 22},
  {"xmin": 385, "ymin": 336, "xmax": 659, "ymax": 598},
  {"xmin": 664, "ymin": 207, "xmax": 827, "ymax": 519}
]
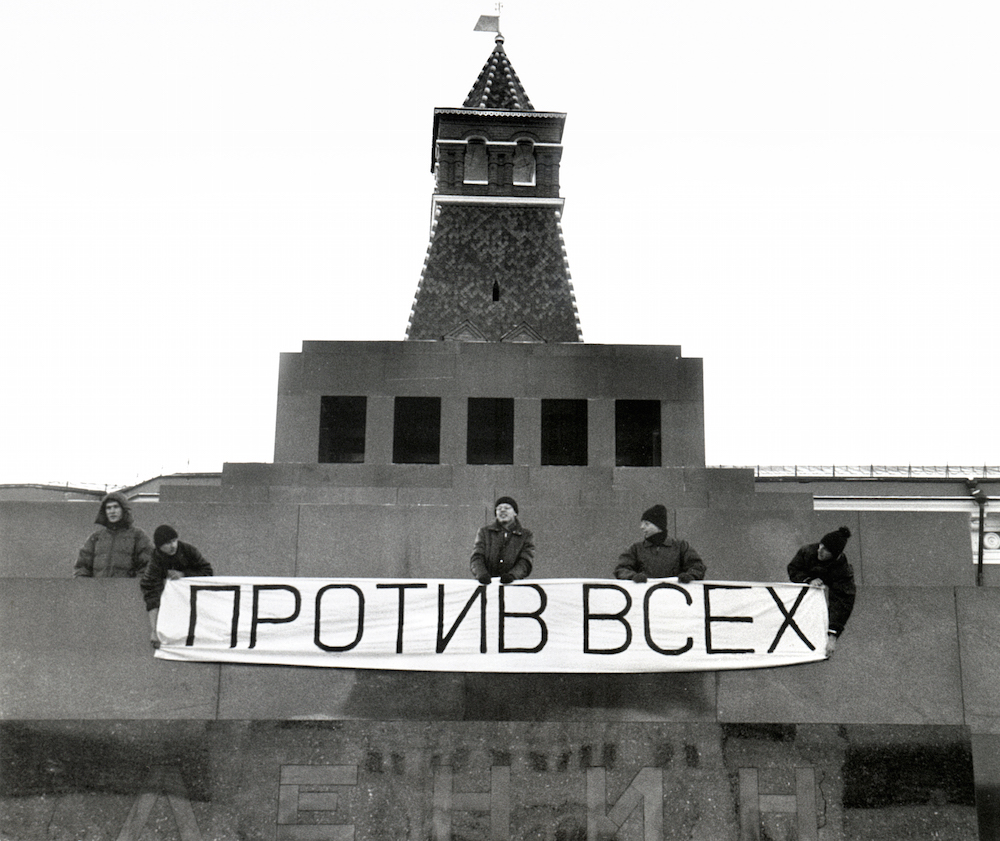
[
  {"xmin": 492, "ymin": 280, "xmax": 500, "ymax": 302},
  {"xmin": 464, "ymin": 139, "xmax": 488, "ymax": 184},
  {"xmin": 513, "ymin": 140, "xmax": 536, "ymax": 185}
]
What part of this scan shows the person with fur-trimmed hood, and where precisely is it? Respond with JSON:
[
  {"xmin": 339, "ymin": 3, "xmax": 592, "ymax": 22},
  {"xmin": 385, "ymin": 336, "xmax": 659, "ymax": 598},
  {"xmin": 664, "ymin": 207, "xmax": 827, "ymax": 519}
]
[
  {"xmin": 788, "ymin": 525, "xmax": 857, "ymax": 656},
  {"xmin": 73, "ymin": 491, "xmax": 153, "ymax": 578},
  {"xmin": 615, "ymin": 504, "xmax": 706, "ymax": 583},
  {"xmin": 470, "ymin": 497, "xmax": 534, "ymax": 584},
  {"xmin": 141, "ymin": 525, "xmax": 213, "ymax": 648}
]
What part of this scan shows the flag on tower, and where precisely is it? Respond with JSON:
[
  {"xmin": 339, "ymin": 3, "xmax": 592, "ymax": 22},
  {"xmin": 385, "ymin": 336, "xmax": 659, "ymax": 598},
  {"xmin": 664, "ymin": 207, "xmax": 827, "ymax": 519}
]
[{"xmin": 474, "ymin": 15, "xmax": 500, "ymax": 32}]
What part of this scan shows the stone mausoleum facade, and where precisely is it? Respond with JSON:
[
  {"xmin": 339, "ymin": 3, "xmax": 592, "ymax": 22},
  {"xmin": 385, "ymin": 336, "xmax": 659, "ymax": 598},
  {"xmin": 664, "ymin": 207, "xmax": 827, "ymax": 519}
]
[{"xmin": 2, "ymin": 29, "xmax": 998, "ymax": 841}]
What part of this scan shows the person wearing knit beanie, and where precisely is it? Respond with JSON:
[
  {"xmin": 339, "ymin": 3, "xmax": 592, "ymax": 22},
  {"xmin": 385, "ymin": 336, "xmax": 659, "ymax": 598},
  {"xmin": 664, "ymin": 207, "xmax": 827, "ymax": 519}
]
[
  {"xmin": 614, "ymin": 504, "xmax": 706, "ymax": 585},
  {"xmin": 494, "ymin": 496, "xmax": 518, "ymax": 515},
  {"xmin": 470, "ymin": 497, "xmax": 534, "ymax": 585},
  {"xmin": 819, "ymin": 526, "xmax": 851, "ymax": 559},
  {"xmin": 140, "ymin": 526, "xmax": 213, "ymax": 649},
  {"xmin": 153, "ymin": 524, "xmax": 179, "ymax": 549},
  {"xmin": 788, "ymin": 525, "xmax": 857, "ymax": 657},
  {"xmin": 640, "ymin": 504, "xmax": 668, "ymax": 535}
]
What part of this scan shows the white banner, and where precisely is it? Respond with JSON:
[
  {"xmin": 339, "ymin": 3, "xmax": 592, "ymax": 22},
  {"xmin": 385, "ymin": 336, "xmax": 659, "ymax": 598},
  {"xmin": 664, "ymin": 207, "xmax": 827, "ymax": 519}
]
[{"xmin": 154, "ymin": 577, "xmax": 828, "ymax": 673}]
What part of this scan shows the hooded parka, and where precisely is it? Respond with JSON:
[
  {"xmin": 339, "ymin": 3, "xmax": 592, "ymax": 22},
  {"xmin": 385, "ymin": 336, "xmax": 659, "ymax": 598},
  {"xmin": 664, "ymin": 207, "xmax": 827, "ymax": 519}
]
[{"xmin": 73, "ymin": 491, "xmax": 153, "ymax": 578}]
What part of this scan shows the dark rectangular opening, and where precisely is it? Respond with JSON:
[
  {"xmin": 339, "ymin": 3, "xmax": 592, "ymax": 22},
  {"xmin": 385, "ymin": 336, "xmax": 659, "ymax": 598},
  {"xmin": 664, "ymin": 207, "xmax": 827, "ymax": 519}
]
[
  {"xmin": 467, "ymin": 398, "xmax": 514, "ymax": 465},
  {"xmin": 615, "ymin": 400, "xmax": 662, "ymax": 467},
  {"xmin": 318, "ymin": 396, "xmax": 367, "ymax": 463},
  {"xmin": 541, "ymin": 399, "xmax": 588, "ymax": 466},
  {"xmin": 393, "ymin": 397, "xmax": 442, "ymax": 464}
]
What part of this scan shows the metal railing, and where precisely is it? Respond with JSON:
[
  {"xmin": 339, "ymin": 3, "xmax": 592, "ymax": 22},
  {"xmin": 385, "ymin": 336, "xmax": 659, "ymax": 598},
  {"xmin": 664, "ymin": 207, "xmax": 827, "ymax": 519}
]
[{"xmin": 715, "ymin": 465, "xmax": 1000, "ymax": 480}]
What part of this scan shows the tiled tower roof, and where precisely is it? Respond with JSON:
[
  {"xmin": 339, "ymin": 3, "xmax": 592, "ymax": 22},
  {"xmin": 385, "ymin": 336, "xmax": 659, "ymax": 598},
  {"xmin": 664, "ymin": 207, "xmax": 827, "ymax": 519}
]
[
  {"xmin": 406, "ymin": 203, "xmax": 581, "ymax": 342},
  {"xmin": 462, "ymin": 34, "xmax": 534, "ymax": 111}
]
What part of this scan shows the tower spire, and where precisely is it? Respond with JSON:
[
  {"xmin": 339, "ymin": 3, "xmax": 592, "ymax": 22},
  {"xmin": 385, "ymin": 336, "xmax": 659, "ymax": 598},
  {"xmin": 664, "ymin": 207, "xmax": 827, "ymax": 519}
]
[{"xmin": 463, "ymin": 27, "xmax": 532, "ymax": 111}]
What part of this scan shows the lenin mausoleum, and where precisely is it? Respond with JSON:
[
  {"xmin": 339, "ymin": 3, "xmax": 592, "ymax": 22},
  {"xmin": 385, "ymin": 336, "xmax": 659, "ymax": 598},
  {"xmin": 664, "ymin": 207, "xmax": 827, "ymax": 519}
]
[{"xmin": 2, "ymin": 26, "xmax": 1000, "ymax": 841}]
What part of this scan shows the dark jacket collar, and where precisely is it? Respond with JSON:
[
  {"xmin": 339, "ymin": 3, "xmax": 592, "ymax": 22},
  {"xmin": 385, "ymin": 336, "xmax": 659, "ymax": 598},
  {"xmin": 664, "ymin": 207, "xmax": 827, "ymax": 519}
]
[
  {"xmin": 645, "ymin": 531, "xmax": 668, "ymax": 547},
  {"xmin": 489, "ymin": 518, "xmax": 522, "ymax": 534}
]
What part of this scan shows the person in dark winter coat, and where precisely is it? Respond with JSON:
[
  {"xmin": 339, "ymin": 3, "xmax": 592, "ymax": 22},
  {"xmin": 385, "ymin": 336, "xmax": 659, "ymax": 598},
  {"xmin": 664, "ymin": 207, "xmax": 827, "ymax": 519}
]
[
  {"xmin": 788, "ymin": 525, "xmax": 857, "ymax": 656},
  {"xmin": 614, "ymin": 504, "xmax": 706, "ymax": 583},
  {"xmin": 470, "ymin": 497, "xmax": 534, "ymax": 584},
  {"xmin": 141, "ymin": 524, "xmax": 213, "ymax": 648},
  {"xmin": 73, "ymin": 491, "xmax": 153, "ymax": 578}
]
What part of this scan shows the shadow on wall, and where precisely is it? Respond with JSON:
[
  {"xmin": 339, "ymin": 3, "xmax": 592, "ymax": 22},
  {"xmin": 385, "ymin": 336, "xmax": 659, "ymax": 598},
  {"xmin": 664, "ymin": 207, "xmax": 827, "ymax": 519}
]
[
  {"xmin": 0, "ymin": 722, "xmax": 213, "ymax": 800},
  {"xmin": 337, "ymin": 670, "xmax": 720, "ymax": 723}
]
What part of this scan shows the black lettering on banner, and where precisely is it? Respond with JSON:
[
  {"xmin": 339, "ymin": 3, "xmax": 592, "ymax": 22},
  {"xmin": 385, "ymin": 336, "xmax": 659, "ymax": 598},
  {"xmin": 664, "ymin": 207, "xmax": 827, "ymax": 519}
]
[
  {"xmin": 766, "ymin": 586, "xmax": 815, "ymax": 653},
  {"xmin": 249, "ymin": 584, "xmax": 302, "ymax": 649},
  {"xmin": 703, "ymin": 584, "xmax": 754, "ymax": 654},
  {"xmin": 582, "ymin": 584, "xmax": 632, "ymax": 655},
  {"xmin": 187, "ymin": 585, "xmax": 241, "ymax": 648},
  {"xmin": 498, "ymin": 583, "xmax": 548, "ymax": 653},
  {"xmin": 314, "ymin": 584, "xmax": 365, "ymax": 652},
  {"xmin": 437, "ymin": 584, "xmax": 487, "ymax": 654},
  {"xmin": 643, "ymin": 582, "xmax": 694, "ymax": 655},
  {"xmin": 377, "ymin": 583, "xmax": 429, "ymax": 653}
]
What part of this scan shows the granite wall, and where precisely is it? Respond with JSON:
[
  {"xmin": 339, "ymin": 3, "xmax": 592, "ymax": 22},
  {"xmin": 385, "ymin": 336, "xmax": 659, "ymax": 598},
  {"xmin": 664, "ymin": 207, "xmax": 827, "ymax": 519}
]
[
  {"xmin": 0, "ymin": 493, "xmax": 978, "ymax": 586},
  {"xmin": 0, "ymin": 721, "xmax": 978, "ymax": 841},
  {"xmin": 0, "ymin": 471, "xmax": 995, "ymax": 837}
]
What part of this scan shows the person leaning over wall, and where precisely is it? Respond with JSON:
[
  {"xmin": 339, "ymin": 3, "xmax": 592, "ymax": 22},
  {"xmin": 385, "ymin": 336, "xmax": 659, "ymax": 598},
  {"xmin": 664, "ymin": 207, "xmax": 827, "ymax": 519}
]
[
  {"xmin": 470, "ymin": 496, "xmax": 534, "ymax": 584},
  {"xmin": 73, "ymin": 491, "xmax": 153, "ymax": 578},
  {"xmin": 788, "ymin": 525, "xmax": 857, "ymax": 657},
  {"xmin": 141, "ymin": 525, "xmax": 213, "ymax": 649},
  {"xmin": 614, "ymin": 504, "xmax": 706, "ymax": 584}
]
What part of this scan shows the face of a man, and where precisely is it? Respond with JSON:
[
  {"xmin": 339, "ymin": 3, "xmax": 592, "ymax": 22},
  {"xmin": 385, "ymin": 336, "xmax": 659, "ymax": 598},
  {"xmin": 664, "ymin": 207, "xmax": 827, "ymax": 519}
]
[
  {"xmin": 495, "ymin": 503, "xmax": 517, "ymax": 525},
  {"xmin": 817, "ymin": 544, "xmax": 833, "ymax": 561},
  {"xmin": 104, "ymin": 501, "xmax": 123, "ymax": 524},
  {"xmin": 159, "ymin": 538, "xmax": 179, "ymax": 556},
  {"xmin": 639, "ymin": 519, "xmax": 662, "ymax": 539}
]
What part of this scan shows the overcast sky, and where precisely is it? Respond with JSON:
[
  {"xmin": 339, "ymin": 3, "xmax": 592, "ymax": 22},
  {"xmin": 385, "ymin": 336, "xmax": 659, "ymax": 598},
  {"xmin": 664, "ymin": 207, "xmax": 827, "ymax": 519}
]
[{"xmin": 2, "ymin": 1, "xmax": 998, "ymax": 487}]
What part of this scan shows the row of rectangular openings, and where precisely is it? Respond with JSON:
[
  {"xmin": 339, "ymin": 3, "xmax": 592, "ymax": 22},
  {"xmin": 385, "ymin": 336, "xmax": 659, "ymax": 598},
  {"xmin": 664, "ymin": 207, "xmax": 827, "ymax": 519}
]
[{"xmin": 319, "ymin": 397, "xmax": 662, "ymax": 467}]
